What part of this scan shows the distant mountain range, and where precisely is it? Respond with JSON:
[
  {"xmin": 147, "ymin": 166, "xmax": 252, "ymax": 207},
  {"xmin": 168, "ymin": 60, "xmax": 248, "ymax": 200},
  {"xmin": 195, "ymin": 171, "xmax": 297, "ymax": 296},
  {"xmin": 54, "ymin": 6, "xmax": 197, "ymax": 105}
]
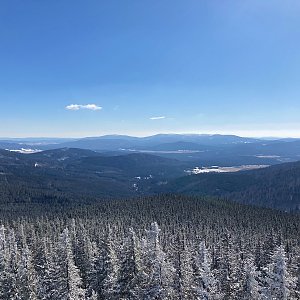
[
  {"xmin": 0, "ymin": 134, "xmax": 269, "ymax": 150},
  {"xmin": 2, "ymin": 134, "xmax": 300, "ymax": 165}
]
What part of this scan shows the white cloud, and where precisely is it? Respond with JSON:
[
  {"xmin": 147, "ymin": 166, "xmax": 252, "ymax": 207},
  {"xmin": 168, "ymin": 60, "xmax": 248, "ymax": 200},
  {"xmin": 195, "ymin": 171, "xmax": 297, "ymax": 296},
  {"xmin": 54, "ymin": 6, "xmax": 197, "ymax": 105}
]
[
  {"xmin": 65, "ymin": 104, "xmax": 102, "ymax": 111},
  {"xmin": 150, "ymin": 116, "xmax": 166, "ymax": 120},
  {"xmin": 65, "ymin": 104, "xmax": 81, "ymax": 111}
]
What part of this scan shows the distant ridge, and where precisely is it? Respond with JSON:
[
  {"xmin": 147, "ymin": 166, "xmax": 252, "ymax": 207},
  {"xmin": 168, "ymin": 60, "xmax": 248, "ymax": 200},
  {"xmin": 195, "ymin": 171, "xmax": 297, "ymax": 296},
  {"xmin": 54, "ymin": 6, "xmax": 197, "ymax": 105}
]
[{"xmin": 157, "ymin": 160, "xmax": 300, "ymax": 210}]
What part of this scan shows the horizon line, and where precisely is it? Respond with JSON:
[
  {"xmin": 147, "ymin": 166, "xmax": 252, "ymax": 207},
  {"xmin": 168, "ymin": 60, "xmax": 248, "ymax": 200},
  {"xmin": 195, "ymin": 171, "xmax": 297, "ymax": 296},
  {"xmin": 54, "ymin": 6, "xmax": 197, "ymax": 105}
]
[{"xmin": 1, "ymin": 132, "xmax": 299, "ymax": 140}]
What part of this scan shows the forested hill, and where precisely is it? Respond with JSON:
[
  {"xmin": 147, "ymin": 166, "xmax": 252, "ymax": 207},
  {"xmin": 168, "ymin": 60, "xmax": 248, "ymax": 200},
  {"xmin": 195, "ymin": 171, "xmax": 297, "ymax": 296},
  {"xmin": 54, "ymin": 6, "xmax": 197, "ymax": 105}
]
[
  {"xmin": 1, "ymin": 147, "xmax": 300, "ymax": 210},
  {"xmin": 157, "ymin": 160, "xmax": 300, "ymax": 211},
  {"xmin": 0, "ymin": 149, "xmax": 188, "ymax": 202},
  {"xmin": 0, "ymin": 195, "xmax": 299, "ymax": 299}
]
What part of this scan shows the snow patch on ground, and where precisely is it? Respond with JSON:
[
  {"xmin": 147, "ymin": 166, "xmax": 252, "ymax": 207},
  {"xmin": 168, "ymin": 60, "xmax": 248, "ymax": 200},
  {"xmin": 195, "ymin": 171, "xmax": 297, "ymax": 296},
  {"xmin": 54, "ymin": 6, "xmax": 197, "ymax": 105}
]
[
  {"xmin": 8, "ymin": 148, "xmax": 42, "ymax": 154},
  {"xmin": 133, "ymin": 183, "xmax": 138, "ymax": 191},
  {"xmin": 58, "ymin": 157, "xmax": 70, "ymax": 161},
  {"xmin": 255, "ymin": 155, "xmax": 280, "ymax": 158},
  {"xmin": 135, "ymin": 175, "xmax": 153, "ymax": 180},
  {"xmin": 185, "ymin": 165, "xmax": 269, "ymax": 174},
  {"xmin": 122, "ymin": 149, "xmax": 204, "ymax": 154}
]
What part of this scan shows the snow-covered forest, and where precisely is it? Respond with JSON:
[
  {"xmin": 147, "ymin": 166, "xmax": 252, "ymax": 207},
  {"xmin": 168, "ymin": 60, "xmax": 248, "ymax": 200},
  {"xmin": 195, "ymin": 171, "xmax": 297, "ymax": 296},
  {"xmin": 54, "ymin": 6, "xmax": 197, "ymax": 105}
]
[{"xmin": 0, "ymin": 195, "xmax": 299, "ymax": 299}]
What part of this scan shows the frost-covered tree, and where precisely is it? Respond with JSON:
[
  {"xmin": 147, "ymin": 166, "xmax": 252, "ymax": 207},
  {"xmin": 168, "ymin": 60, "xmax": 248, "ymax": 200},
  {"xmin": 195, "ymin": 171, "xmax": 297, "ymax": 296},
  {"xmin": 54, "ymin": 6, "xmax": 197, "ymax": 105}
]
[
  {"xmin": 142, "ymin": 222, "xmax": 175, "ymax": 300},
  {"xmin": 35, "ymin": 238, "xmax": 58, "ymax": 300},
  {"xmin": 70, "ymin": 219, "xmax": 98, "ymax": 294},
  {"xmin": 172, "ymin": 235, "xmax": 195, "ymax": 300},
  {"xmin": 84, "ymin": 239, "xmax": 101, "ymax": 298},
  {"xmin": 101, "ymin": 228, "xmax": 120, "ymax": 300},
  {"xmin": 262, "ymin": 245, "xmax": 297, "ymax": 300},
  {"xmin": 193, "ymin": 241, "xmax": 222, "ymax": 300},
  {"xmin": 0, "ymin": 225, "xmax": 9, "ymax": 299},
  {"xmin": 240, "ymin": 256, "xmax": 261, "ymax": 300},
  {"xmin": 56, "ymin": 228, "xmax": 86, "ymax": 300},
  {"xmin": 1, "ymin": 229, "xmax": 20, "ymax": 299},
  {"xmin": 117, "ymin": 228, "xmax": 141, "ymax": 299},
  {"xmin": 17, "ymin": 243, "xmax": 38, "ymax": 300},
  {"xmin": 87, "ymin": 290, "xmax": 98, "ymax": 300},
  {"xmin": 214, "ymin": 231, "xmax": 241, "ymax": 299}
]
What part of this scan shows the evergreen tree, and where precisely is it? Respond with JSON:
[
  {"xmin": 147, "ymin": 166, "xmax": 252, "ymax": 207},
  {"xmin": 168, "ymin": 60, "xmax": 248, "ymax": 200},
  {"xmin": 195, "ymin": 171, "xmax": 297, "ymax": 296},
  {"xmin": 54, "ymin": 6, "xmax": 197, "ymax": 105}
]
[
  {"xmin": 240, "ymin": 256, "xmax": 261, "ymax": 300},
  {"xmin": 215, "ymin": 231, "xmax": 241, "ymax": 299},
  {"xmin": 36, "ymin": 238, "xmax": 58, "ymax": 300},
  {"xmin": 87, "ymin": 290, "xmax": 98, "ymax": 300},
  {"xmin": 172, "ymin": 235, "xmax": 194, "ymax": 300},
  {"xmin": 117, "ymin": 228, "xmax": 141, "ymax": 300},
  {"xmin": 101, "ymin": 228, "xmax": 120, "ymax": 300},
  {"xmin": 17, "ymin": 243, "xmax": 38, "ymax": 300},
  {"xmin": 142, "ymin": 222, "xmax": 175, "ymax": 299},
  {"xmin": 56, "ymin": 228, "xmax": 86, "ymax": 300},
  {"xmin": 193, "ymin": 241, "xmax": 222, "ymax": 300},
  {"xmin": 0, "ymin": 225, "xmax": 9, "ymax": 299},
  {"xmin": 2, "ymin": 229, "xmax": 20, "ymax": 299},
  {"xmin": 84, "ymin": 240, "xmax": 101, "ymax": 298},
  {"xmin": 263, "ymin": 245, "xmax": 297, "ymax": 300}
]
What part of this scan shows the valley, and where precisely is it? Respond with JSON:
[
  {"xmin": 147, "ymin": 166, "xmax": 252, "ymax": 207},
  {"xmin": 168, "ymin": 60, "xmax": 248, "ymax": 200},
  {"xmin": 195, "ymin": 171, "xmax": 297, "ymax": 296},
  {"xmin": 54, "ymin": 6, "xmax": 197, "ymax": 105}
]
[{"xmin": 1, "ymin": 134, "xmax": 300, "ymax": 211}]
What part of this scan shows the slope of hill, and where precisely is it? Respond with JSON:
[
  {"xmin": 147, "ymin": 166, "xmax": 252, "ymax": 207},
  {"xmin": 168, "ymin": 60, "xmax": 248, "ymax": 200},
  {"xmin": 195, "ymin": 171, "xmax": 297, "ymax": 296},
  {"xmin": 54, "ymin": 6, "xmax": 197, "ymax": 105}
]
[
  {"xmin": 141, "ymin": 141, "xmax": 210, "ymax": 151},
  {"xmin": 0, "ymin": 149, "xmax": 190, "ymax": 202},
  {"xmin": 1, "ymin": 146, "xmax": 300, "ymax": 210},
  {"xmin": 157, "ymin": 161, "xmax": 300, "ymax": 210}
]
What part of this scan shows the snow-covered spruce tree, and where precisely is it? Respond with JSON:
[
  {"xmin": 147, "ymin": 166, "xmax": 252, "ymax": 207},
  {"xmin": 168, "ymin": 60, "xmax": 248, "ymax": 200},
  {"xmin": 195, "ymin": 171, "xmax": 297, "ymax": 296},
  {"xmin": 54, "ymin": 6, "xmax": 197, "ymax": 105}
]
[
  {"xmin": 83, "ymin": 239, "xmax": 101, "ymax": 298},
  {"xmin": 75, "ymin": 233, "xmax": 101, "ymax": 298},
  {"xmin": 1, "ymin": 228, "xmax": 20, "ymax": 299},
  {"xmin": 101, "ymin": 228, "xmax": 120, "ymax": 300},
  {"xmin": 86, "ymin": 290, "xmax": 98, "ymax": 300},
  {"xmin": 259, "ymin": 234, "xmax": 276, "ymax": 271},
  {"xmin": 56, "ymin": 228, "xmax": 86, "ymax": 300},
  {"xmin": 214, "ymin": 230, "xmax": 241, "ymax": 300},
  {"xmin": 172, "ymin": 234, "xmax": 195, "ymax": 300},
  {"xmin": 35, "ymin": 238, "xmax": 59, "ymax": 300},
  {"xmin": 17, "ymin": 224, "xmax": 27, "ymax": 249},
  {"xmin": 17, "ymin": 243, "xmax": 38, "ymax": 300},
  {"xmin": 117, "ymin": 228, "xmax": 141, "ymax": 300},
  {"xmin": 142, "ymin": 222, "xmax": 175, "ymax": 300},
  {"xmin": 85, "ymin": 238, "xmax": 108, "ymax": 299},
  {"xmin": 193, "ymin": 241, "xmax": 222, "ymax": 300},
  {"xmin": 262, "ymin": 245, "xmax": 297, "ymax": 300},
  {"xmin": 240, "ymin": 256, "xmax": 261, "ymax": 300},
  {"xmin": 70, "ymin": 219, "xmax": 95, "ymax": 292},
  {"xmin": 0, "ymin": 225, "xmax": 10, "ymax": 299},
  {"xmin": 293, "ymin": 252, "xmax": 300, "ymax": 299}
]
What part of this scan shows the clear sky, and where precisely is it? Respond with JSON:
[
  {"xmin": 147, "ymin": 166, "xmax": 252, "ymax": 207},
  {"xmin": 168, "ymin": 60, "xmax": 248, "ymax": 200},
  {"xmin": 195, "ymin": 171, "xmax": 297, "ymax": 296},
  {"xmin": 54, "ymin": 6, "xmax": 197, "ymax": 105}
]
[{"xmin": 1, "ymin": 0, "xmax": 300, "ymax": 138}]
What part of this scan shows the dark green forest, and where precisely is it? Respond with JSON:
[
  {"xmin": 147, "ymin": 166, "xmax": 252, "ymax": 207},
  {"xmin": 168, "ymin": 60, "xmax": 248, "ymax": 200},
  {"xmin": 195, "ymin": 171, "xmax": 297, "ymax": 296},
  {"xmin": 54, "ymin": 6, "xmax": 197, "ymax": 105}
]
[
  {"xmin": 1, "ymin": 148, "xmax": 300, "ymax": 211},
  {"xmin": 0, "ymin": 195, "xmax": 299, "ymax": 299}
]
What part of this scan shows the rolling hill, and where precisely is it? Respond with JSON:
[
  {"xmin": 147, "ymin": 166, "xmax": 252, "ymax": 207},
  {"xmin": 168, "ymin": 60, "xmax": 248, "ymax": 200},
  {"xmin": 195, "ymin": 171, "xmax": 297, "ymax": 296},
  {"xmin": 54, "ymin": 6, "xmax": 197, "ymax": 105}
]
[
  {"xmin": 157, "ymin": 160, "xmax": 300, "ymax": 210},
  {"xmin": 2, "ymin": 134, "xmax": 300, "ymax": 166},
  {"xmin": 0, "ymin": 149, "xmax": 190, "ymax": 202},
  {"xmin": 1, "ymin": 140, "xmax": 300, "ymax": 211}
]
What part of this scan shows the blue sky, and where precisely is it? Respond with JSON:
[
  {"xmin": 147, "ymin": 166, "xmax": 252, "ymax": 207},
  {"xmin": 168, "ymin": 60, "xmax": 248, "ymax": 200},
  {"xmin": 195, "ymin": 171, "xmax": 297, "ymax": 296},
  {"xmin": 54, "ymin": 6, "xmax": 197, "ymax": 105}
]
[{"xmin": 1, "ymin": 0, "xmax": 300, "ymax": 137}]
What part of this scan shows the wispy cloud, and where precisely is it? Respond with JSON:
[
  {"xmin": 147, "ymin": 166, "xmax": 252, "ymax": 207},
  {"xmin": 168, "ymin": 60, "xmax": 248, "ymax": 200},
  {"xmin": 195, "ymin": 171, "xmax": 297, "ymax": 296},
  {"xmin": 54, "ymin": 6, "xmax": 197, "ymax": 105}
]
[
  {"xmin": 150, "ymin": 116, "xmax": 166, "ymax": 120},
  {"xmin": 65, "ymin": 104, "xmax": 102, "ymax": 111}
]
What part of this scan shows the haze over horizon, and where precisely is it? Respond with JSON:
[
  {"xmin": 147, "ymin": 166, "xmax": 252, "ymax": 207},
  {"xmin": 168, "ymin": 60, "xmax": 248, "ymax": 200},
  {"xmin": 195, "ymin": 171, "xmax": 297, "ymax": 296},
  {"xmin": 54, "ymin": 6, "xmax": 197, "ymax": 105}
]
[
  {"xmin": 1, "ymin": 1, "xmax": 300, "ymax": 138},
  {"xmin": 1, "ymin": 131, "xmax": 300, "ymax": 140}
]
